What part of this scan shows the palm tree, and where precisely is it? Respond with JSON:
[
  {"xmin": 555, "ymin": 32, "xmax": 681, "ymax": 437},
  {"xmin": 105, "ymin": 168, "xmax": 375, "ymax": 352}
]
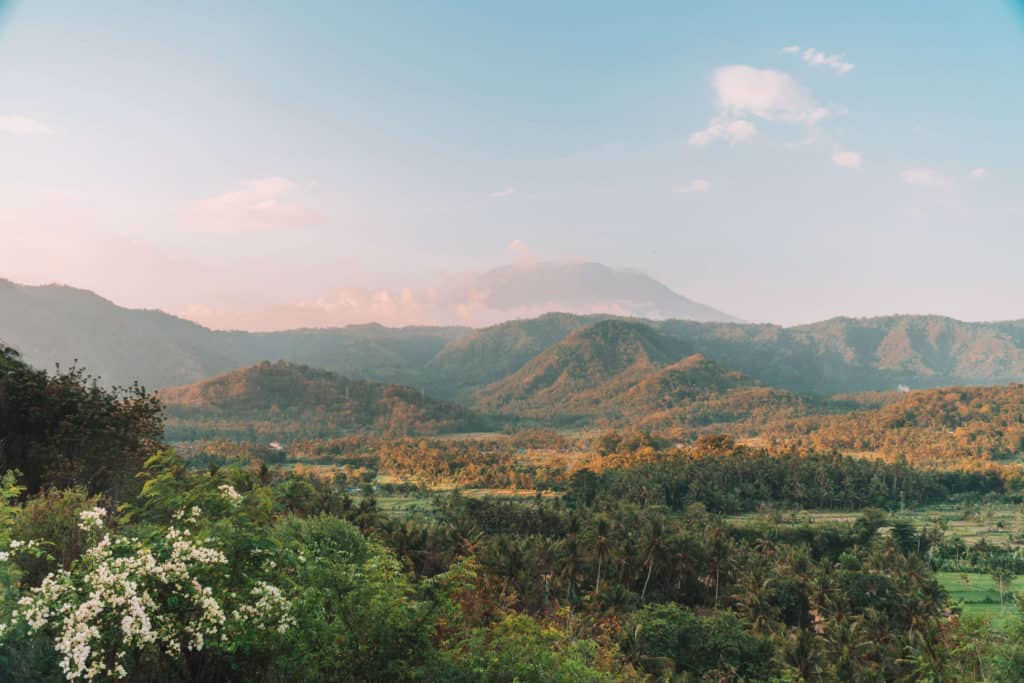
[
  {"xmin": 587, "ymin": 515, "xmax": 611, "ymax": 596},
  {"xmin": 639, "ymin": 513, "xmax": 667, "ymax": 602}
]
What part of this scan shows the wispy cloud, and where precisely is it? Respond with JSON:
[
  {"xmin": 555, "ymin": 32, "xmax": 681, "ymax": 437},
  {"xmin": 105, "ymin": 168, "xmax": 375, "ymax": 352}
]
[
  {"xmin": 781, "ymin": 46, "xmax": 855, "ymax": 75},
  {"xmin": 901, "ymin": 167, "xmax": 953, "ymax": 188},
  {"xmin": 190, "ymin": 177, "xmax": 321, "ymax": 232},
  {"xmin": 489, "ymin": 187, "xmax": 517, "ymax": 198},
  {"xmin": 969, "ymin": 167, "xmax": 987, "ymax": 179},
  {"xmin": 0, "ymin": 115, "xmax": 53, "ymax": 136},
  {"xmin": 688, "ymin": 119, "xmax": 756, "ymax": 146},
  {"xmin": 672, "ymin": 179, "xmax": 712, "ymax": 194},
  {"xmin": 831, "ymin": 150, "xmax": 862, "ymax": 169}
]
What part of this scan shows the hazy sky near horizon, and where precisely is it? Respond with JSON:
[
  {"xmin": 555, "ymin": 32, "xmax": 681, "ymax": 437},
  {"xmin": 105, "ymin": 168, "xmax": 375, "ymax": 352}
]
[{"xmin": 2, "ymin": 1, "xmax": 1024, "ymax": 328}]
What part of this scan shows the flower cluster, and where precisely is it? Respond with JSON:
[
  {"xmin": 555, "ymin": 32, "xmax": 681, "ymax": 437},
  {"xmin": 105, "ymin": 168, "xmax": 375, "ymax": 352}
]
[
  {"xmin": 2, "ymin": 508, "xmax": 293, "ymax": 682},
  {"xmin": 232, "ymin": 581, "xmax": 296, "ymax": 634},
  {"xmin": 77, "ymin": 507, "xmax": 107, "ymax": 532},
  {"xmin": 1, "ymin": 538, "xmax": 39, "ymax": 563}
]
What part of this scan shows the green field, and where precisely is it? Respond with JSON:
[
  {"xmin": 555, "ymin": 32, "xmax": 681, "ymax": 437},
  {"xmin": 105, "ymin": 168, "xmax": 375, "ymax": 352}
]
[{"xmin": 937, "ymin": 572, "xmax": 1019, "ymax": 630}]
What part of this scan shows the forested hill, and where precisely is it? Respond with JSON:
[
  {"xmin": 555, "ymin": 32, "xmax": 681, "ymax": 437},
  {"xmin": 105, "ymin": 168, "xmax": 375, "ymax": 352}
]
[
  {"xmin": 658, "ymin": 315, "xmax": 1024, "ymax": 394},
  {"xmin": 158, "ymin": 361, "xmax": 486, "ymax": 440},
  {"xmin": 421, "ymin": 312, "xmax": 614, "ymax": 399},
  {"xmin": 471, "ymin": 322, "xmax": 827, "ymax": 429},
  {"xmin": 8, "ymin": 278, "xmax": 1024, "ymax": 399},
  {"xmin": 473, "ymin": 320, "xmax": 694, "ymax": 416}
]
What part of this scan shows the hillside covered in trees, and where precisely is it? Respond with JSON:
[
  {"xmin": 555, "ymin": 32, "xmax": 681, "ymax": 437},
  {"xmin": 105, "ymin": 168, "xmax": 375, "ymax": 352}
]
[
  {"xmin": 765, "ymin": 383, "xmax": 1024, "ymax": 466},
  {"xmin": 159, "ymin": 361, "xmax": 487, "ymax": 440}
]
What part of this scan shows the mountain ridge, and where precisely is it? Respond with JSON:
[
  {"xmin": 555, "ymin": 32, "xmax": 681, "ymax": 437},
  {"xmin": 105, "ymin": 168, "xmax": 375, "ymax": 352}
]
[{"xmin": 8, "ymin": 278, "xmax": 1024, "ymax": 401}]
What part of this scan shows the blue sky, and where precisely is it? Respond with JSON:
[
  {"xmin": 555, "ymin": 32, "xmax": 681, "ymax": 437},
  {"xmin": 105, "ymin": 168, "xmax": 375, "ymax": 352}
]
[{"xmin": 1, "ymin": 1, "xmax": 1023, "ymax": 328}]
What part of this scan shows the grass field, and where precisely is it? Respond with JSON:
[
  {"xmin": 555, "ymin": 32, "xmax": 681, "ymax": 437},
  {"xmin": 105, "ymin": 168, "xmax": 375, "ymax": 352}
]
[
  {"xmin": 727, "ymin": 502, "xmax": 1024, "ymax": 547},
  {"xmin": 937, "ymin": 572, "xmax": 1019, "ymax": 630},
  {"xmin": 375, "ymin": 488, "xmax": 559, "ymax": 518}
]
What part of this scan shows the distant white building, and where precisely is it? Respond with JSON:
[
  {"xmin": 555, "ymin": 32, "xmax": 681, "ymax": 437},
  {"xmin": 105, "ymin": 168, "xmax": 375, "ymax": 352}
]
[{"xmin": 897, "ymin": 385, "xmax": 911, "ymax": 393}]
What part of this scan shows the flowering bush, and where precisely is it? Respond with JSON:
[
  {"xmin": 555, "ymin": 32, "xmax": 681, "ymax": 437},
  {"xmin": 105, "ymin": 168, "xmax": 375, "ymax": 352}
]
[{"xmin": 1, "ymin": 501, "xmax": 294, "ymax": 681}]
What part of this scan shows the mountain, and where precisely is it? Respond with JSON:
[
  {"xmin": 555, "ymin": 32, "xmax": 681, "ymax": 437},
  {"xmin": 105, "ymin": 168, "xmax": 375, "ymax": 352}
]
[
  {"xmin": 159, "ymin": 361, "xmax": 485, "ymax": 440},
  {"xmin": 472, "ymin": 320, "xmax": 694, "ymax": 418},
  {"xmin": 461, "ymin": 262, "xmax": 740, "ymax": 324},
  {"xmin": 181, "ymin": 260, "xmax": 740, "ymax": 330},
  {"xmin": 0, "ymin": 279, "xmax": 240, "ymax": 388},
  {"xmin": 0, "ymin": 279, "xmax": 468, "ymax": 389}
]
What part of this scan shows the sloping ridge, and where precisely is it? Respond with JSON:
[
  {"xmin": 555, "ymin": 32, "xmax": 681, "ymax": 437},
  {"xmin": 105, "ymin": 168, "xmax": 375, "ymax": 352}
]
[
  {"xmin": 473, "ymin": 320, "xmax": 694, "ymax": 415},
  {"xmin": 422, "ymin": 312, "xmax": 615, "ymax": 398},
  {"xmin": 626, "ymin": 353, "xmax": 754, "ymax": 405}
]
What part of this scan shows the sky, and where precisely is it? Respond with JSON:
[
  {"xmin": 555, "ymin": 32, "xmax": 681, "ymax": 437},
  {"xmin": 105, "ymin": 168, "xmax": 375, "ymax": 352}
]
[{"xmin": 2, "ymin": 1, "xmax": 1024, "ymax": 328}]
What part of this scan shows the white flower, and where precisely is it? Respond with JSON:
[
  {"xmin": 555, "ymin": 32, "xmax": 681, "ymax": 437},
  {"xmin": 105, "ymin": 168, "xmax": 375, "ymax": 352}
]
[{"xmin": 217, "ymin": 484, "xmax": 242, "ymax": 505}]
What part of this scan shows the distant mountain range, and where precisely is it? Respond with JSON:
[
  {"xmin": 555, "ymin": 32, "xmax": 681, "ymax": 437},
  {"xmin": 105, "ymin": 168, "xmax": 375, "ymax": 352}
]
[
  {"xmin": 7, "ymin": 278, "xmax": 1024, "ymax": 415},
  {"xmin": 0, "ymin": 278, "xmax": 465, "ymax": 389}
]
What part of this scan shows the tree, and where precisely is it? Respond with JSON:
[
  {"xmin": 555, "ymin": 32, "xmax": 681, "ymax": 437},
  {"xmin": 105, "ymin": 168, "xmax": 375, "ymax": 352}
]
[{"xmin": 0, "ymin": 348, "xmax": 163, "ymax": 498}]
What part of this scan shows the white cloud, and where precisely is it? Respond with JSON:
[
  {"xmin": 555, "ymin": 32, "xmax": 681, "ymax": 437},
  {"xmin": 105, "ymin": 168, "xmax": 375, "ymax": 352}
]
[
  {"xmin": 190, "ymin": 177, "xmax": 320, "ymax": 232},
  {"xmin": 489, "ymin": 187, "xmax": 517, "ymax": 198},
  {"xmin": 0, "ymin": 115, "xmax": 53, "ymax": 136},
  {"xmin": 688, "ymin": 66, "xmax": 834, "ymax": 148},
  {"xmin": 713, "ymin": 65, "xmax": 831, "ymax": 124},
  {"xmin": 901, "ymin": 167, "xmax": 953, "ymax": 188},
  {"xmin": 969, "ymin": 167, "xmax": 987, "ymax": 179},
  {"xmin": 672, "ymin": 179, "xmax": 712, "ymax": 194},
  {"xmin": 831, "ymin": 150, "xmax": 862, "ymax": 169},
  {"xmin": 782, "ymin": 47, "xmax": 854, "ymax": 75}
]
